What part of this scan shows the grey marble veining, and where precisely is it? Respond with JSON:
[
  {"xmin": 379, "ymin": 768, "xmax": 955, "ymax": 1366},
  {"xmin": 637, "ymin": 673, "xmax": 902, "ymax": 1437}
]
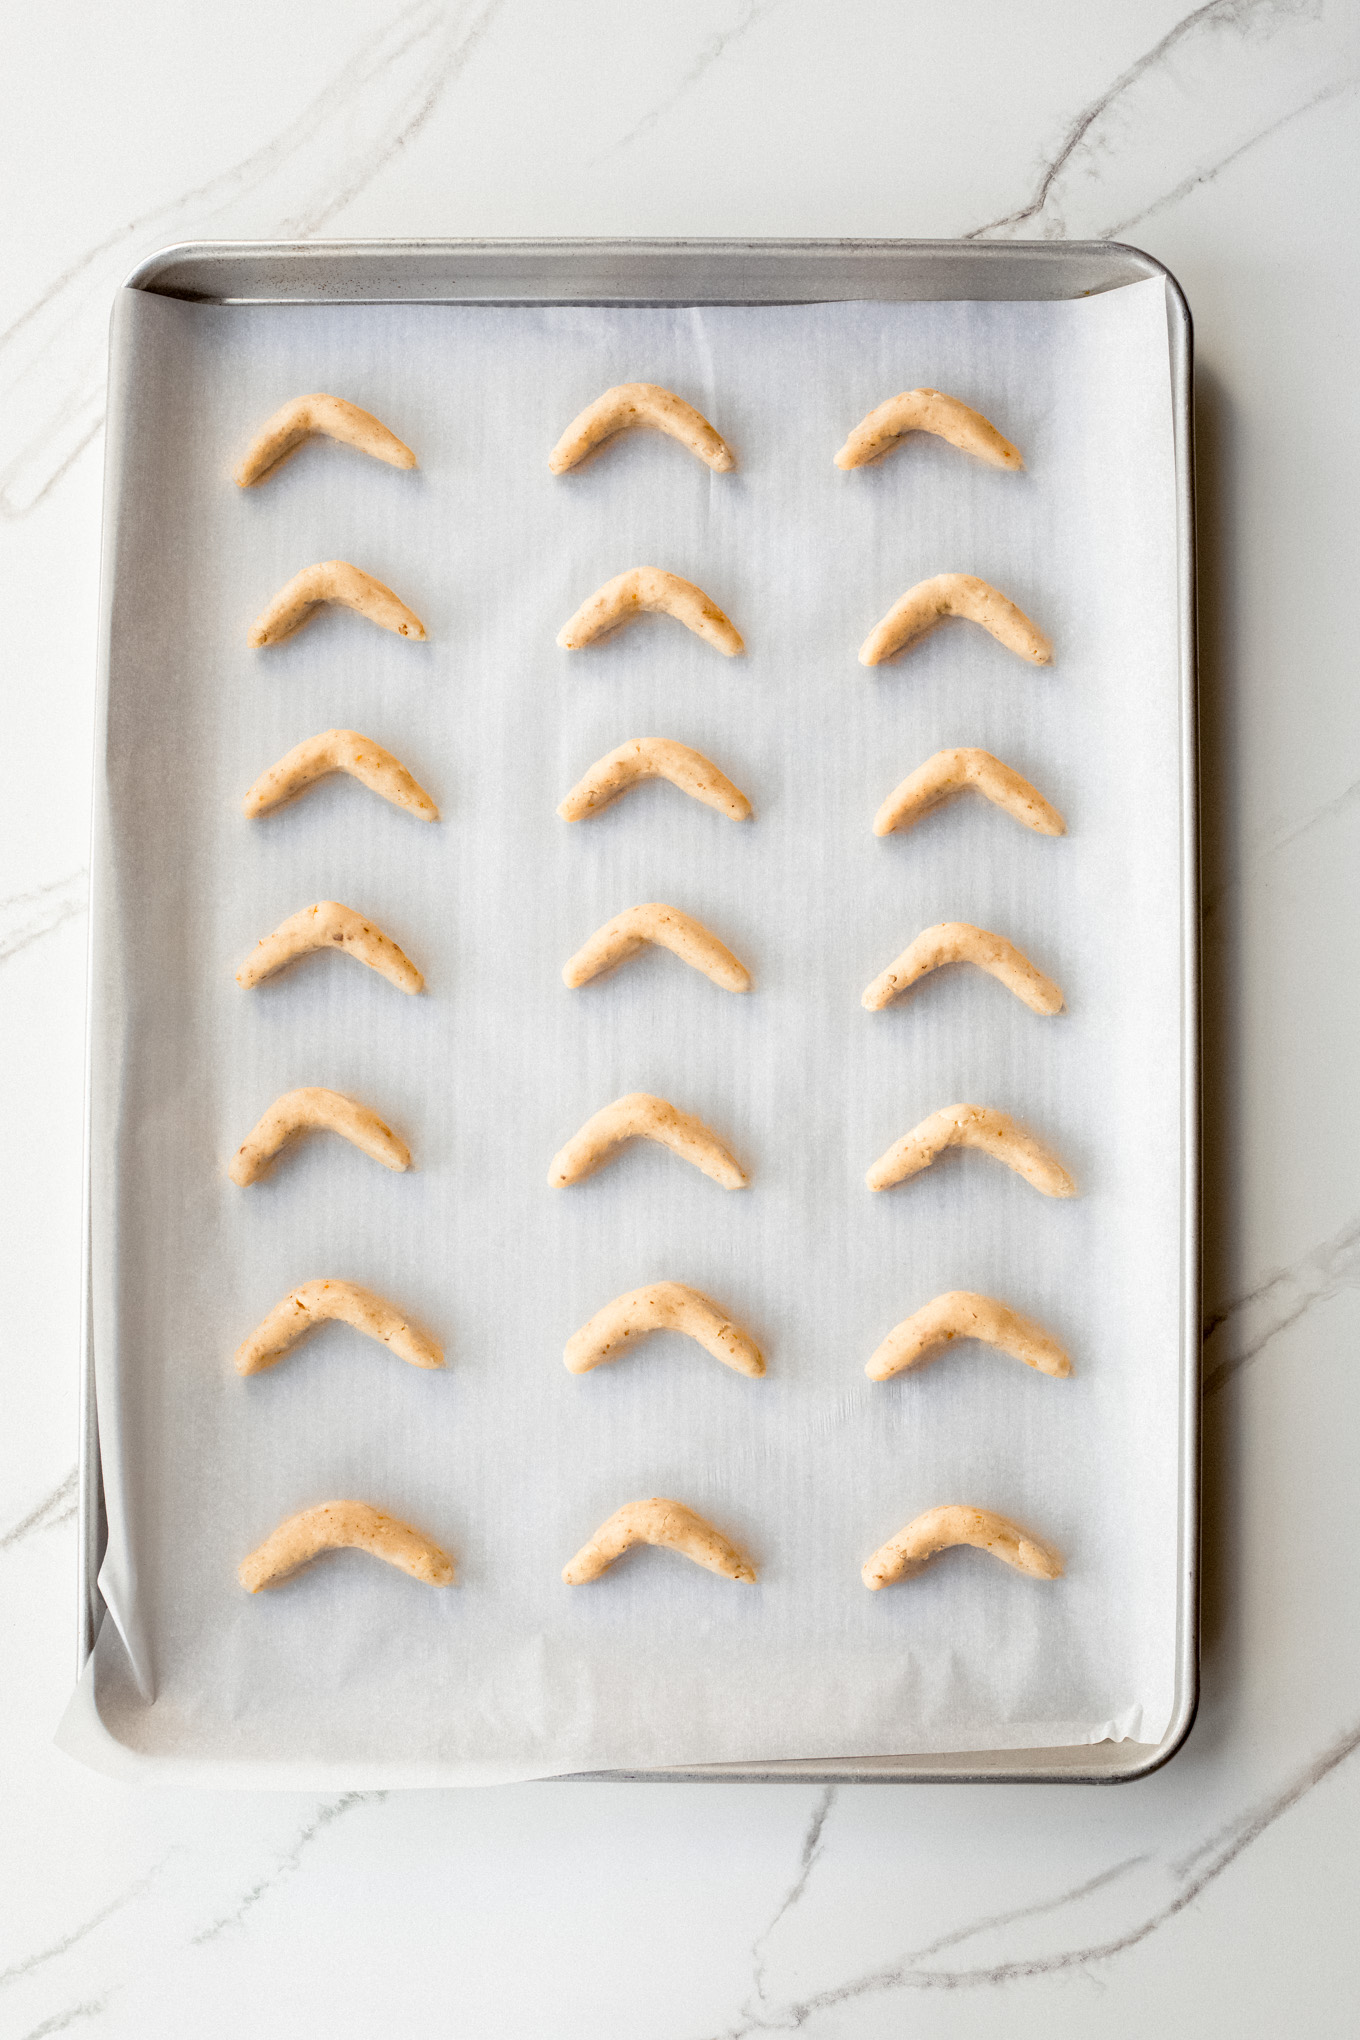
[
  {"xmin": 1204, "ymin": 766, "xmax": 1360, "ymax": 918},
  {"xmin": 1203, "ymin": 1209, "xmax": 1360, "ymax": 1396},
  {"xmin": 19, "ymin": 1999, "xmax": 110, "ymax": 2039},
  {"xmin": 589, "ymin": 0, "xmax": 795, "ymax": 163},
  {"xmin": 971, "ymin": 0, "xmax": 1360, "ymax": 241},
  {"xmin": 0, "ymin": 1863, "xmax": 168, "ymax": 1994},
  {"xmin": 0, "ymin": 1470, "xmax": 78, "ymax": 1553},
  {"xmin": 694, "ymin": 1717, "xmax": 1360, "ymax": 2030},
  {"xmin": 747, "ymin": 1784, "xmax": 837, "ymax": 2003},
  {"xmin": 0, "ymin": 873, "xmax": 87, "ymax": 965},
  {"xmin": 189, "ymin": 1795, "xmax": 385, "ymax": 1945}
]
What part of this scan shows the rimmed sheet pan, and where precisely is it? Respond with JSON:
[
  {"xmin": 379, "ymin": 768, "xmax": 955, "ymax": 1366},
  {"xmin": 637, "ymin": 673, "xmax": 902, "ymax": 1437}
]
[{"xmin": 69, "ymin": 240, "xmax": 1198, "ymax": 1785}]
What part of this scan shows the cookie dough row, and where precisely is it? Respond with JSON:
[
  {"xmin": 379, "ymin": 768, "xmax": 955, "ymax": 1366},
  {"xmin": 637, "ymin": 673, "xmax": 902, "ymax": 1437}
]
[
  {"xmin": 237, "ymin": 1498, "xmax": 1062, "ymax": 1596},
  {"xmin": 228, "ymin": 895, "xmax": 1061, "ymax": 1013},
  {"xmin": 233, "ymin": 1279, "xmax": 1069, "ymax": 1384},
  {"xmin": 238, "ymin": 558, "xmax": 1048, "ymax": 668},
  {"xmin": 233, "ymin": 383, "xmax": 1023, "ymax": 488},
  {"xmin": 224, "ymin": 1086, "xmax": 1077, "ymax": 1199},
  {"xmin": 240, "ymin": 733, "xmax": 1066, "ymax": 841}
]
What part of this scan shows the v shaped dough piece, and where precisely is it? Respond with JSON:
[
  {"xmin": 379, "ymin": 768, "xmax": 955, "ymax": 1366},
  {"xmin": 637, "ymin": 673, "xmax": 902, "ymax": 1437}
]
[
  {"xmin": 234, "ymin": 393, "xmax": 417, "ymax": 486},
  {"xmin": 874, "ymin": 748, "xmax": 1065, "ymax": 839},
  {"xmin": 549, "ymin": 1092, "xmax": 748, "ymax": 1189},
  {"xmin": 565, "ymin": 1283, "xmax": 764, "ymax": 1376},
  {"xmin": 549, "ymin": 383, "xmax": 735, "ymax": 473},
  {"xmin": 863, "ymin": 1505, "xmax": 1063, "ymax": 1588},
  {"xmin": 835, "ymin": 389, "xmax": 1022, "ymax": 471},
  {"xmin": 859, "ymin": 574, "xmax": 1050, "ymax": 667},
  {"xmin": 562, "ymin": 1498, "xmax": 756, "ymax": 1583},
  {"xmin": 229, "ymin": 1088, "xmax": 411, "ymax": 1186},
  {"xmin": 862, "ymin": 922, "xmax": 1063, "ymax": 1015},
  {"xmin": 239, "ymin": 1502, "xmax": 455, "ymax": 1591},
  {"xmin": 243, "ymin": 730, "xmax": 438, "ymax": 821},
  {"xmin": 236, "ymin": 901, "xmax": 423, "ymax": 993},
  {"xmin": 248, "ymin": 560, "xmax": 426, "ymax": 646},
  {"xmin": 558, "ymin": 738, "xmax": 751, "ymax": 822},
  {"xmin": 236, "ymin": 1279, "xmax": 443, "ymax": 1374},
  {"xmin": 563, "ymin": 904, "xmax": 751, "ymax": 993},
  {"xmin": 866, "ymin": 1292, "xmax": 1070, "ymax": 1381},
  {"xmin": 866, "ymin": 1103, "xmax": 1076, "ymax": 1197},
  {"xmin": 557, "ymin": 568, "xmax": 743, "ymax": 656}
]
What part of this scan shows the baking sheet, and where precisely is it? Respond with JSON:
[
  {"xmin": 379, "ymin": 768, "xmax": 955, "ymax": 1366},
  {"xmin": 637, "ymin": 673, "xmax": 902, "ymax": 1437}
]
[{"xmin": 61, "ymin": 277, "xmax": 1185, "ymax": 1782}]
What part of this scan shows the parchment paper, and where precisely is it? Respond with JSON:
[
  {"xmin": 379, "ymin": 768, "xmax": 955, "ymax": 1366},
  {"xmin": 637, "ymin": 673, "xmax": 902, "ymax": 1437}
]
[{"xmin": 62, "ymin": 277, "xmax": 1186, "ymax": 1782}]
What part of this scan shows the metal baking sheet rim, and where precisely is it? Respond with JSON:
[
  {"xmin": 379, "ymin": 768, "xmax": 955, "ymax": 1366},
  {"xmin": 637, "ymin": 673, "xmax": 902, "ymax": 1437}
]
[{"xmin": 78, "ymin": 237, "xmax": 1199, "ymax": 1786}]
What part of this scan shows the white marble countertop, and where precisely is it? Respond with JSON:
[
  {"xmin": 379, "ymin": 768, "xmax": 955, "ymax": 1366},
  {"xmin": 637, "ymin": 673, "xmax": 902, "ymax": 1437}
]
[{"xmin": 3, "ymin": 1, "xmax": 1358, "ymax": 2031}]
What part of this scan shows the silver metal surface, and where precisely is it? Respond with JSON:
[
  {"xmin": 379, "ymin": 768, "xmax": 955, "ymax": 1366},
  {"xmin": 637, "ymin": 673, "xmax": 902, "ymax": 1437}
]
[{"xmin": 84, "ymin": 239, "xmax": 1198, "ymax": 1783}]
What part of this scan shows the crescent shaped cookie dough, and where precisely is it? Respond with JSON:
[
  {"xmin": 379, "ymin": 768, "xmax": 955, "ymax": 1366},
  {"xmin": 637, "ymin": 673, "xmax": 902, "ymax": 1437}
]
[
  {"xmin": 859, "ymin": 574, "xmax": 1050, "ymax": 668},
  {"xmin": 874, "ymin": 748, "xmax": 1065, "ymax": 839},
  {"xmin": 835, "ymin": 389, "xmax": 1022, "ymax": 472},
  {"xmin": 563, "ymin": 904, "xmax": 751, "ymax": 994},
  {"xmin": 564, "ymin": 1283, "xmax": 764, "ymax": 1377},
  {"xmin": 248, "ymin": 561, "xmax": 426, "ymax": 647},
  {"xmin": 243, "ymin": 730, "xmax": 438, "ymax": 821},
  {"xmin": 239, "ymin": 1501, "xmax": 455, "ymax": 1592},
  {"xmin": 557, "ymin": 568, "xmax": 743, "ymax": 656},
  {"xmin": 562, "ymin": 1498, "xmax": 756, "ymax": 1584},
  {"xmin": 236, "ymin": 901, "xmax": 423, "ymax": 994},
  {"xmin": 549, "ymin": 1092, "xmax": 748, "ymax": 1190},
  {"xmin": 866, "ymin": 1103, "xmax": 1076, "ymax": 1198},
  {"xmin": 862, "ymin": 1505, "xmax": 1063, "ymax": 1589},
  {"xmin": 862, "ymin": 923, "xmax": 1063, "ymax": 1016},
  {"xmin": 866, "ymin": 1292, "xmax": 1071, "ymax": 1381},
  {"xmin": 236, "ymin": 1279, "xmax": 443, "ymax": 1375},
  {"xmin": 558, "ymin": 739, "xmax": 751, "ymax": 823},
  {"xmin": 234, "ymin": 394, "xmax": 417, "ymax": 486},
  {"xmin": 229, "ymin": 1088, "xmax": 411, "ymax": 1186},
  {"xmin": 549, "ymin": 384, "xmax": 735, "ymax": 474}
]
